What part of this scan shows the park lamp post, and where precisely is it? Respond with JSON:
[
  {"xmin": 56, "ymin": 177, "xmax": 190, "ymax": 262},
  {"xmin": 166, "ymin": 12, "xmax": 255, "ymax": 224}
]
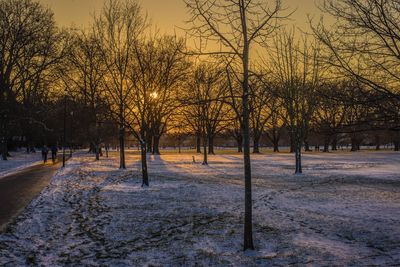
[
  {"xmin": 0, "ymin": 114, "xmax": 6, "ymax": 161},
  {"xmin": 69, "ymin": 111, "xmax": 74, "ymax": 158},
  {"xmin": 62, "ymin": 94, "xmax": 66, "ymax": 167}
]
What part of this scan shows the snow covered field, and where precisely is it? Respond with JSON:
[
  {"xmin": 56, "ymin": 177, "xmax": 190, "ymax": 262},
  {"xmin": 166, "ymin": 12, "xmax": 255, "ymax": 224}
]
[
  {"xmin": 0, "ymin": 151, "xmax": 399, "ymax": 266},
  {"xmin": 0, "ymin": 151, "xmax": 42, "ymax": 178}
]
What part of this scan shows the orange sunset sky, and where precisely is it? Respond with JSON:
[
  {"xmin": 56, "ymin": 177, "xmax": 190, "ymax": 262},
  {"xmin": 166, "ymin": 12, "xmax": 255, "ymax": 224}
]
[{"xmin": 38, "ymin": 0, "xmax": 324, "ymax": 33}]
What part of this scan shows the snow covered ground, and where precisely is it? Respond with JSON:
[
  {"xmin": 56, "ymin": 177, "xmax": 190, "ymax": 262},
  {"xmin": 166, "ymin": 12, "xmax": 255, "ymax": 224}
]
[
  {"xmin": 0, "ymin": 150, "xmax": 399, "ymax": 266},
  {"xmin": 0, "ymin": 151, "xmax": 42, "ymax": 178}
]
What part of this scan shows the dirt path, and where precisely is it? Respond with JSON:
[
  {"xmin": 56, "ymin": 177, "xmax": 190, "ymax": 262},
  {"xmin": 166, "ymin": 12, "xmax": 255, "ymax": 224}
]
[{"xmin": 0, "ymin": 158, "xmax": 65, "ymax": 231}]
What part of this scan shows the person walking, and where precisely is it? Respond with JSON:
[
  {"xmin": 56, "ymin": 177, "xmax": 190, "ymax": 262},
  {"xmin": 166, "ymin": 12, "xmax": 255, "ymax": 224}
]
[
  {"xmin": 51, "ymin": 145, "xmax": 58, "ymax": 163},
  {"xmin": 41, "ymin": 145, "xmax": 49, "ymax": 163}
]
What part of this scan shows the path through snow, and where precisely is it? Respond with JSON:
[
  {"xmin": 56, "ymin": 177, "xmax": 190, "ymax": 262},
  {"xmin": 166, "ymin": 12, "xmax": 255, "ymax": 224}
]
[{"xmin": 0, "ymin": 151, "xmax": 399, "ymax": 266}]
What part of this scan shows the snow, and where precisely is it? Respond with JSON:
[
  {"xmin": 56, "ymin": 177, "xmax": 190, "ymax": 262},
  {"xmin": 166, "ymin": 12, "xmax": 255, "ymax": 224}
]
[
  {"xmin": 0, "ymin": 150, "xmax": 399, "ymax": 266},
  {"xmin": 0, "ymin": 151, "xmax": 42, "ymax": 178}
]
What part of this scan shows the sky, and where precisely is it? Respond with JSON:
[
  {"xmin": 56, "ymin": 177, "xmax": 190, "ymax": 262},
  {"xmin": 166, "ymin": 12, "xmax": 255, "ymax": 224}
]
[{"xmin": 38, "ymin": 0, "xmax": 324, "ymax": 33}]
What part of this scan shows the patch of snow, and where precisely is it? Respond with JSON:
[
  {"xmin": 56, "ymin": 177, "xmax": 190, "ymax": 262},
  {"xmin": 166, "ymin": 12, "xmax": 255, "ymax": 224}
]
[
  {"xmin": 0, "ymin": 151, "xmax": 399, "ymax": 265},
  {"xmin": 0, "ymin": 151, "xmax": 42, "ymax": 178}
]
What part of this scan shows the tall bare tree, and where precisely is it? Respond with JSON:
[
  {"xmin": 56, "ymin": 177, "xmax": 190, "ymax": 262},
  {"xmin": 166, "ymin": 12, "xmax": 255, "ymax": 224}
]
[
  {"xmin": 144, "ymin": 36, "xmax": 189, "ymax": 155},
  {"xmin": 184, "ymin": 0, "xmax": 284, "ymax": 250},
  {"xmin": 265, "ymin": 92, "xmax": 285, "ymax": 152},
  {"xmin": 63, "ymin": 31, "xmax": 107, "ymax": 160},
  {"xmin": 313, "ymin": 82, "xmax": 348, "ymax": 152},
  {"xmin": 227, "ymin": 117, "xmax": 244, "ymax": 152},
  {"xmin": 269, "ymin": 30, "xmax": 321, "ymax": 173},
  {"xmin": 0, "ymin": 0, "xmax": 65, "ymax": 160},
  {"xmin": 249, "ymin": 78, "xmax": 272, "ymax": 153},
  {"xmin": 127, "ymin": 35, "xmax": 165, "ymax": 185},
  {"xmin": 94, "ymin": 0, "xmax": 147, "ymax": 169},
  {"xmin": 225, "ymin": 63, "xmax": 244, "ymax": 153},
  {"xmin": 182, "ymin": 63, "xmax": 227, "ymax": 163}
]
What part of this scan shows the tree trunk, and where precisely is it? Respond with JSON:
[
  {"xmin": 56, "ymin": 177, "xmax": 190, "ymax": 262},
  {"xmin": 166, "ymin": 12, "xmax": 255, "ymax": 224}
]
[
  {"xmin": 1, "ymin": 137, "xmax": 7, "ymax": 161},
  {"xmin": 271, "ymin": 128, "xmax": 280, "ymax": 152},
  {"xmin": 196, "ymin": 132, "xmax": 201, "ymax": 153},
  {"xmin": 242, "ymin": 37, "xmax": 254, "ymax": 251},
  {"xmin": 208, "ymin": 135, "xmax": 215, "ymax": 155},
  {"xmin": 295, "ymin": 132, "xmax": 302, "ymax": 174},
  {"xmin": 331, "ymin": 135, "xmax": 338, "ymax": 151},
  {"xmin": 147, "ymin": 134, "xmax": 152, "ymax": 154},
  {"xmin": 119, "ymin": 122, "xmax": 126, "ymax": 169},
  {"xmin": 290, "ymin": 134, "xmax": 295, "ymax": 153},
  {"xmin": 202, "ymin": 133, "xmax": 208, "ymax": 165},
  {"xmin": 1, "ymin": 119, "xmax": 8, "ymax": 160},
  {"xmin": 351, "ymin": 135, "xmax": 358, "ymax": 152},
  {"xmin": 323, "ymin": 136, "xmax": 330, "ymax": 152},
  {"xmin": 394, "ymin": 132, "xmax": 399, "ymax": 151},
  {"xmin": 303, "ymin": 128, "xmax": 311, "ymax": 152},
  {"xmin": 89, "ymin": 142, "xmax": 95, "ymax": 153},
  {"xmin": 304, "ymin": 140, "xmax": 311, "ymax": 151},
  {"xmin": 25, "ymin": 132, "xmax": 31, "ymax": 154},
  {"xmin": 237, "ymin": 134, "xmax": 243, "ymax": 153},
  {"xmin": 273, "ymin": 140, "xmax": 279, "ymax": 152},
  {"xmin": 95, "ymin": 143, "xmax": 100, "ymax": 160},
  {"xmin": 140, "ymin": 140, "xmax": 149, "ymax": 186},
  {"xmin": 252, "ymin": 134, "xmax": 260, "ymax": 154},
  {"xmin": 0, "ymin": 92, "xmax": 9, "ymax": 161},
  {"xmin": 375, "ymin": 134, "xmax": 380, "ymax": 150},
  {"xmin": 153, "ymin": 135, "xmax": 160, "ymax": 155},
  {"xmin": 295, "ymin": 145, "xmax": 302, "ymax": 174}
]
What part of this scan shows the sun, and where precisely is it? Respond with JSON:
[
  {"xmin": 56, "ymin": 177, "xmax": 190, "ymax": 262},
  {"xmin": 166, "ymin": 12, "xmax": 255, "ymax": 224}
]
[{"xmin": 150, "ymin": 92, "xmax": 158, "ymax": 99}]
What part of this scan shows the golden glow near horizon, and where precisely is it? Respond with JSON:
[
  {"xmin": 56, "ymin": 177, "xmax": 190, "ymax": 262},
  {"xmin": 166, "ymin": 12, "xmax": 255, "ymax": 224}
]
[
  {"xmin": 38, "ymin": 0, "xmax": 324, "ymax": 33},
  {"xmin": 150, "ymin": 92, "xmax": 159, "ymax": 99}
]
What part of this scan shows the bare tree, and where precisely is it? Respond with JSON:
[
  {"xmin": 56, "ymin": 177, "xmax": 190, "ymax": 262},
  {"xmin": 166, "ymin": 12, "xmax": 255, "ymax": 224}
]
[
  {"xmin": 182, "ymin": 63, "xmax": 227, "ymax": 163},
  {"xmin": 269, "ymin": 30, "xmax": 321, "ymax": 174},
  {"xmin": 314, "ymin": 0, "xmax": 400, "ymax": 102},
  {"xmin": 63, "ymin": 31, "xmax": 107, "ymax": 160},
  {"xmin": 226, "ymin": 113, "xmax": 243, "ymax": 152},
  {"xmin": 339, "ymin": 81, "xmax": 373, "ymax": 151},
  {"xmin": 225, "ymin": 63, "xmax": 244, "ymax": 153},
  {"xmin": 313, "ymin": 82, "xmax": 348, "ymax": 152},
  {"xmin": 184, "ymin": 0, "xmax": 285, "ymax": 250},
  {"xmin": 145, "ymin": 36, "xmax": 189, "ymax": 155},
  {"xmin": 128, "ymin": 35, "xmax": 168, "ymax": 185},
  {"xmin": 249, "ymin": 78, "xmax": 272, "ymax": 153},
  {"xmin": 313, "ymin": 0, "xmax": 400, "ymax": 149},
  {"xmin": 181, "ymin": 98, "xmax": 203, "ymax": 153},
  {"xmin": 124, "ymin": 33, "xmax": 187, "ymax": 186},
  {"xmin": 0, "ymin": 0, "xmax": 65, "ymax": 160},
  {"xmin": 94, "ymin": 0, "xmax": 147, "ymax": 169},
  {"xmin": 265, "ymin": 93, "xmax": 285, "ymax": 152}
]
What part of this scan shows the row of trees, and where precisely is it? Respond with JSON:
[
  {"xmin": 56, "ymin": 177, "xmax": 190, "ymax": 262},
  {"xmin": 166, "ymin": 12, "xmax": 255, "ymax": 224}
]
[{"xmin": 1, "ymin": 0, "xmax": 399, "ymax": 250}]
